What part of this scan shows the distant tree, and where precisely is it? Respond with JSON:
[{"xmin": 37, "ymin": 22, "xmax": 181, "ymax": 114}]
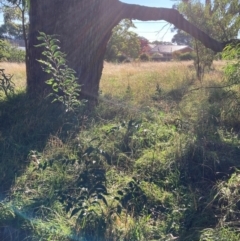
[
  {"xmin": 172, "ymin": 29, "xmax": 192, "ymax": 46},
  {"xmin": 151, "ymin": 40, "xmax": 173, "ymax": 45},
  {"xmin": 139, "ymin": 37, "xmax": 150, "ymax": 54},
  {"xmin": 0, "ymin": 0, "xmax": 29, "ymax": 58},
  {"xmin": 105, "ymin": 19, "xmax": 140, "ymax": 62},
  {"xmin": 179, "ymin": 0, "xmax": 240, "ymax": 42},
  {"xmin": 0, "ymin": 39, "xmax": 25, "ymax": 62},
  {"xmin": 175, "ymin": 0, "xmax": 240, "ymax": 80},
  {"xmin": 0, "ymin": 6, "xmax": 22, "ymax": 39},
  {"xmin": 173, "ymin": 51, "xmax": 194, "ymax": 61}
]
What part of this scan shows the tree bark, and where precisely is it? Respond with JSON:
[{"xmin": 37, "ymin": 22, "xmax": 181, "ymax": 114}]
[{"xmin": 27, "ymin": 0, "xmax": 231, "ymax": 101}]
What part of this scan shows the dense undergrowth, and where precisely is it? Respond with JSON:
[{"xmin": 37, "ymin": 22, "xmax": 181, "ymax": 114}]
[{"xmin": 1, "ymin": 61, "xmax": 240, "ymax": 240}]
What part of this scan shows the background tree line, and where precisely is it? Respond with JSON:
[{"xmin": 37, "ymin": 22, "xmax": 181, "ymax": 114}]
[{"xmin": 0, "ymin": 0, "xmax": 28, "ymax": 62}]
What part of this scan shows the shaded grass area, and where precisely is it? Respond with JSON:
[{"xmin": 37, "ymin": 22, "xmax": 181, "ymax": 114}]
[
  {"xmin": 1, "ymin": 61, "xmax": 240, "ymax": 240},
  {"xmin": 0, "ymin": 92, "xmax": 81, "ymax": 194}
]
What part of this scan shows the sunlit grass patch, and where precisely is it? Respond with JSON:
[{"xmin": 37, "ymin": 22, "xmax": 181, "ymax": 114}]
[
  {"xmin": 101, "ymin": 61, "xmax": 195, "ymax": 106},
  {"xmin": 0, "ymin": 62, "xmax": 26, "ymax": 91}
]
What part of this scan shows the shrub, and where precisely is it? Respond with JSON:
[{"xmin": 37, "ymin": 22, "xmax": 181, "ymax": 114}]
[
  {"xmin": 0, "ymin": 40, "xmax": 10, "ymax": 61},
  {"xmin": 117, "ymin": 54, "xmax": 127, "ymax": 63},
  {"xmin": 0, "ymin": 40, "xmax": 25, "ymax": 63},
  {"xmin": 175, "ymin": 51, "xmax": 194, "ymax": 61},
  {"xmin": 151, "ymin": 53, "xmax": 163, "ymax": 61},
  {"xmin": 8, "ymin": 48, "xmax": 25, "ymax": 63},
  {"xmin": 139, "ymin": 53, "xmax": 150, "ymax": 62},
  {"xmin": 223, "ymin": 43, "xmax": 240, "ymax": 85}
]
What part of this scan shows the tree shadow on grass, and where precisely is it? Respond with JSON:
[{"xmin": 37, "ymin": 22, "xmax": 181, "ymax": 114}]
[{"xmin": 0, "ymin": 92, "xmax": 73, "ymax": 196}]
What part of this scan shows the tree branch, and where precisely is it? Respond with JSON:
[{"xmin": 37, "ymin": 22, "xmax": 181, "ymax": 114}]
[{"xmin": 118, "ymin": 2, "xmax": 234, "ymax": 52}]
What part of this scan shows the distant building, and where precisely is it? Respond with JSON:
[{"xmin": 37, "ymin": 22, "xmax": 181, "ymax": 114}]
[{"xmin": 149, "ymin": 45, "xmax": 193, "ymax": 61}]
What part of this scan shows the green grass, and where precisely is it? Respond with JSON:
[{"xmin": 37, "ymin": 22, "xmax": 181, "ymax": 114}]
[{"xmin": 1, "ymin": 61, "xmax": 240, "ymax": 240}]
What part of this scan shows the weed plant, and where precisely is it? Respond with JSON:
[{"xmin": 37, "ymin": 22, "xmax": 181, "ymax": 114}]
[{"xmin": 36, "ymin": 32, "xmax": 85, "ymax": 113}]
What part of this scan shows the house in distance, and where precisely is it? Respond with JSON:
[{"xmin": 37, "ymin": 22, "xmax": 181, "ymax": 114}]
[{"xmin": 149, "ymin": 44, "xmax": 193, "ymax": 61}]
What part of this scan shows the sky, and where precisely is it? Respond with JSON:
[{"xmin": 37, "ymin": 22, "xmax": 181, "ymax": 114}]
[{"xmin": 120, "ymin": 0, "xmax": 177, "ymax": 42}]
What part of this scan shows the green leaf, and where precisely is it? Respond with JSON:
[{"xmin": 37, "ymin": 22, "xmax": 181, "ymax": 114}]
[
  {"xmin": 52, "ymin": 83, "xmax": 59, "ymax": 92},
  {"xmin": 91, "ymin": 200, "xmax": 101, "ymax": 206},
  {"xmin": 51, "ymin": 45, "xmax": 60, "ymax": 52},
  {"xmin": 50, "ymin": 38, "xmax": 60, "ymax": 45},
  {"xmin": 45, "ymin": 78, "xmax": 54, "ymax": 85},
  {"xmin": 54, "ymin": 51, "xmax": 63, "ymax": 58},
  {"xmin": 35, "ymin": 43, "xmax": 47, "ymax": 48},
  {"xmin": 36, "ymin": 36, "xmax": 45, "ymax": 41}
]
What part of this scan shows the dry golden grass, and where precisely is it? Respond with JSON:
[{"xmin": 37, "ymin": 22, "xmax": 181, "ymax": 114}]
[
  {"xmin": 1, "ymin": 60, "xmax": 226, "ymax": 101},
  {"xmin": 101, "ymin": 61, "xmax": 194, "ymax": 103},
  {"xmin": 0, "ymin": 62, "xmax": 26, "ymax": 90},
  {"xmin": 101, "ymin": 61, "xmax": 226, "ymax": 107}
]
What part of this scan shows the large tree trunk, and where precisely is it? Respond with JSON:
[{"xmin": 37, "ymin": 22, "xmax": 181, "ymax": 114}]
[
  {"xmin": 27, "ymin": 0, "xmax": 122, "ymax": 100},
  {"xmin": 27, "ymin": 0, "xmax": 230, "ymax": 101}
]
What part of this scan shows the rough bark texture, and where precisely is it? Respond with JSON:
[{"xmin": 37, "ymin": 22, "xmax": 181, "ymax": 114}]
[{"xmin": 27, "ymin": 0, "xmax": 233, "ymax": 100}]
